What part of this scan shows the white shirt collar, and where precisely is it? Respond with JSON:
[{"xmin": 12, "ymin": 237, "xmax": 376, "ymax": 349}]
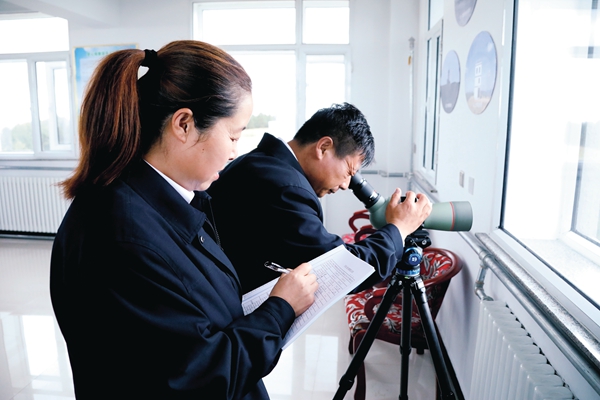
[
  {"xmin": 144, "ymin": 160, "xmax": 195, "ymax": 204},
  {"xmin": 278, "ymin": 137, "xmax": 298, "ymax": 160}
]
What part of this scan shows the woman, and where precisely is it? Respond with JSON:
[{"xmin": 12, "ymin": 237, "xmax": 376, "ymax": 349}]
[{"xmin": 50, "ymin": 40, "xmax": 318, "ymax": 399}]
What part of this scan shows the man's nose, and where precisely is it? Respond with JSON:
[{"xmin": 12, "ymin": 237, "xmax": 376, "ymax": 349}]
[{"xmin": 340, "ymin": 178, "xmax": 351, "ymax": 190}]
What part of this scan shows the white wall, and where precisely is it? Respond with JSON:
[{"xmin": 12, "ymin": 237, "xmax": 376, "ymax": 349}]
[{"xmin": 68, "ymin": 0, "xmax": 192, "ymax": 49}]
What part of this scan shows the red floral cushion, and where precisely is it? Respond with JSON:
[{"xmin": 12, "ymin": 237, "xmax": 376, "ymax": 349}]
[{"xmin": 342, "ymin": 233, "xmax": 355, "ymax": 244}]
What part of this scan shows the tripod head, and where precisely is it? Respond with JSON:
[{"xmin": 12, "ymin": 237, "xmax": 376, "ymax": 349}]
[{"xmin": 397, "ymin": 227, "xmax": 431, "ymax": 277}]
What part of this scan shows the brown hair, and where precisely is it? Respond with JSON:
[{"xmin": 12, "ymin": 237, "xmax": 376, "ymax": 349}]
[{"xmin": 61, "ymin": 40, "xmax": 252, "ymax": 199}]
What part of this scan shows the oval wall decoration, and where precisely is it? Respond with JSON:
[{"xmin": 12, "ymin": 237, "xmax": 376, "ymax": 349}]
[
  {"xmin": 455, "ymin": 0, "xmax": 477, "ymax": 26},
  {"xmin": 464, "ymin": 31, "xmax": 497, "ymax": 115},
  {"xmin": 440, "ymin": 50, "xmax": 461, "ymax": 113}
]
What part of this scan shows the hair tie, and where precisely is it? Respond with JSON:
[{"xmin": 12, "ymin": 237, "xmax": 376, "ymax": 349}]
[{"xmin": 141, "ymin": 49, "xmax": 159, "ymax": 69}]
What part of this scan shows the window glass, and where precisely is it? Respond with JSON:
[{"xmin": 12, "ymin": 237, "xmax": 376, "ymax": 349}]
[
  {"xmin": 0, "ymin": 60, "xmax": 33, "ymax": 153},
  {"xmin": 305, "ymin": 55, "xmax": 346, "ymax": 119},
  {"xmin": 421, "ymin": 33, "xmax": 441, "ymax": 177},
  {"xmin": 0, "ymin": 16, "xmax": 68, "ymax": 53},
  {"xmin": 229, "ymin": 52, "xmax": 297, "ymax": 154},
  {"xmin": 428, "ymin": 0, "xmax": 443, "ymax": 29},
  {"xmin": 303, "ymin": 1, "xmax": 349, "ymax": 44},
  {"xmin": 195, "ymin": 2, "xmax": 296, "ymax": 45},
  {"xmin": 36, "ymin": 61, "xmax": 73, "ymax": 152},
  {"xmin": 573, "ymin": 121, "xmax": 600, "ymax": 243},
  {"xmin": 503, "ymin": 0, "xmax": 600, "ymax": 306}
]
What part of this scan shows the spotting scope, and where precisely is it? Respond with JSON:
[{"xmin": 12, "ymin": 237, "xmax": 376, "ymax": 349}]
[{"xmin": 349, "ymin": 173, "xmax": 473, "ymax": 231}]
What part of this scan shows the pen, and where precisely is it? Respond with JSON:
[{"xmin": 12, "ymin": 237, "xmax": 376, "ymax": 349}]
[{"xmin": 264, "ymin": 261, "xmax": 290, "ymax": 274}]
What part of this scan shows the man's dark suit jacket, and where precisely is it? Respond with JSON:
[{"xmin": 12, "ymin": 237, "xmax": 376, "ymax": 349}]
[
  {"xmin": 50, "ymin": 160, "xmax": 295, "ymax": 399},
  {"xmin": 207, "ymin": 133, "xmax": 404, "ymax": 293}
]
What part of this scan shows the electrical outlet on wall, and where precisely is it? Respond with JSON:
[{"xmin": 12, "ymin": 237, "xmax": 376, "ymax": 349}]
[{"xmin": 468, "ymin": 177, "xmax": 475, "ymax": 195}]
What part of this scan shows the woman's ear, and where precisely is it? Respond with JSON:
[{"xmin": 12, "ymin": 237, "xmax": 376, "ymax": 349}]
[{"xmin": 170, "ymin": 108, "xmax": 195, "ymax": 143}]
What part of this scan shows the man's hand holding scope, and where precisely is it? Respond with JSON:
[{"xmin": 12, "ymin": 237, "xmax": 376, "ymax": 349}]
[{"xmin": 384, "ymin": 188, "xmax": 432, "ymax": 240}]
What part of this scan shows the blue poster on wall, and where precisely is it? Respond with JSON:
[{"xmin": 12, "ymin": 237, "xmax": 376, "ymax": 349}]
[
  {"xmin": 73, "ymin": 44, "xmax": 137, "ymax": 110},
  {"xmin": 440, "ymin": 50, "xmax": 461, "ymax": 113},
  {"xmin": 464, "ymin": 31, "xmax": 497, "ymax": 115}
]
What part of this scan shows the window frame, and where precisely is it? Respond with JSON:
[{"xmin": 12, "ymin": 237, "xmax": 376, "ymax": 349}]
[
  {"xmin": 0, "ymin": 51, "xmax": 77, "ymax": 160},
  {"xmin": 414, "ymin": 19, "xmax": 443, "ymax": 186},
  {"xmin": 497, "ymin": 0, "xmax": 600, "ymax": 330},
  {"xmin": 192, "ymin": 0, "xmax": 351, "ymax": 134}
]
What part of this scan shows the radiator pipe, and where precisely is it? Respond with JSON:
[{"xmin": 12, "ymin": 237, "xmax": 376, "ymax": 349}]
[
  {"xmin": 459, "ymin": 231, "xmax": 494, "ymax": 301},
  {"xmin": 474, "ymin": 261, "xmax": 494, "ymax": 302},
  {"xmin": 461, "ymin": 231, "xmax": 600, "ymax": 395}
]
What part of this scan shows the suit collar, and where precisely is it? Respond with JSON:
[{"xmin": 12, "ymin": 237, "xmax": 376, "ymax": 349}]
[
  {"xmin": 122, "ymin": 160, "xmax": 205, "ymax": 243},
  {"xmin": 256, "ymin": 133, "xmax": 306, "ymax": 177}
]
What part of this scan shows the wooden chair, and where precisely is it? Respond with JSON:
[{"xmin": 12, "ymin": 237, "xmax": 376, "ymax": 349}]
[{"xmin": 341, "ymin": 209, "xmax": 376, "ymax": 244}]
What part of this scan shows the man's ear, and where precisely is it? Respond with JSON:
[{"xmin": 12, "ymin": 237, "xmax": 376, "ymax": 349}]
[
  {"xmin": 315, "ymin": 136, "xmax": 334, "ymax": 160},
  {"xmin": 170, "ymin": 108, "xmax": 195, "ymax": 143}
]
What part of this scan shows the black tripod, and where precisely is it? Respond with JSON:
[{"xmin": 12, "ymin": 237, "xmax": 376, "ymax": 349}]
[{"xmin": 333, "ymin": 229, "xmax": 456, "ymax": 400}]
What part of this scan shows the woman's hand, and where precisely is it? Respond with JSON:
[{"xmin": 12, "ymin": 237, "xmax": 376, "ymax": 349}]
[{"xmin": 269, "ymin": 263, "xmax": 318, "ymax": 317}]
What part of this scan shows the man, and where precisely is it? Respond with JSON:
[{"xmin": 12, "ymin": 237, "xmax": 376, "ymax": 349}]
[{"xmin": 208, "ymin": 103, "xmax": 431, "ymax": 293}]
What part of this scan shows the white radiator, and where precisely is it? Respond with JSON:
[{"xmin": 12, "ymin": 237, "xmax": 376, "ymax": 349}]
[
  {"xmin": 0, "ymin": 176, "xmax": 70, "ymax": 234},
  {"xmin": 470, "ymin": 300, "xmax": 575, "ymax": 400}
]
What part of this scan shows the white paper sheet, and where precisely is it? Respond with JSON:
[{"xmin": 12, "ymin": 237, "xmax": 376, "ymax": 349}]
[{"xmin": 241, "ymin": 245, "xmax": 374, "ymax": 349}]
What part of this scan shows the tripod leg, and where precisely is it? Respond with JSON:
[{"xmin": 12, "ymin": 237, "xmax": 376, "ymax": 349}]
[
  {"xmin": 399, "ymin": 278, "xmax": 412, "ymax": 400},
  {"xmin": 410, "ymin": 277, "xmax": 456, "ymax": 399},
  {"xmin": 333, "ymin": 274, "xmax": 403, "ymax": 400}
]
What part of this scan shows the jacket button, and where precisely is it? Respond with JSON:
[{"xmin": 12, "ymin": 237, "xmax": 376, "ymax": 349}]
[{"xmin": 200, "ymin": 236, "xmax": 205, "ymax": 243}]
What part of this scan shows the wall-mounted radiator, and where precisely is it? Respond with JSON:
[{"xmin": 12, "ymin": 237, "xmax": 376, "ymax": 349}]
[
  {"xmin": 470, "ymin": 300, "xmax": 575, "ymax": 400},
  {"xmin": 0, "ymin": 176, "xmax": 70, "ymax": 234}
]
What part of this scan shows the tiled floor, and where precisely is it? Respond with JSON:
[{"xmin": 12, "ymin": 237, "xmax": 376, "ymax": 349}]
[{"xmin": 0, "ymin": 237, "xmax": 436, "ymax": 400}]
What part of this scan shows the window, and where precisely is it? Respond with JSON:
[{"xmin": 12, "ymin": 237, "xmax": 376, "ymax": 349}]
[
  {"xmin": 0, "ymin": 14, "xmax": 74, "ymax": 158},
  {"xmin": 196, "ymin": 3, "xmax": 296, "ymax": 45},
  {"xmin": 415, "ymin": 19, "xmax": 443, "ymax": 184},
  {"xmin": 503, "ymin": 0, "xmax": 600, "ymax": 308},
  {"xmin": 228, "ymin": 51, "xmax": 297, "ymax": 155},
  {"xmin": 193, "ymin": 1, "xmax": 350, "ymax": 154},
  {"xmin": 428, "ymin": 0, "xmax": 443, "ymax": 29},
  {"xmin": 303, "ymin": 1, "xmax": 349, "ymax": 44},
  {"xmin": 37, "ymin": 61, "xmax": 73, "ymax": 152},
  {"xmin": 305, "ymin": 54, "xmax": 346, "ymax": 119}
]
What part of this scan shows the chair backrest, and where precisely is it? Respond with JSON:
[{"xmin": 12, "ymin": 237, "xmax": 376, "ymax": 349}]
[
  {"xmin": 344, "ymin": 209, "xmax": 375, "ymax": 243},
  {"xmin": 348, "ymin": 209, "xmax": 370, "ymax": 232},
  {"xmin": 420, "ymin": 248, "xmax": 462, "ymax": 286}
]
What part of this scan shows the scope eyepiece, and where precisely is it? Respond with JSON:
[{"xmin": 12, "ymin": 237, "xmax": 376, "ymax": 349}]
[{"xmin": 349, "ymin": 173, "xmax": 381, "ymax": 209}]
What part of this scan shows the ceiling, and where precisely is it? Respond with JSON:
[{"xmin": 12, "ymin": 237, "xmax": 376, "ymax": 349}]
[{"xmin": 0, "ymin": 1, "xmax": 34, "ymax": 14}]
